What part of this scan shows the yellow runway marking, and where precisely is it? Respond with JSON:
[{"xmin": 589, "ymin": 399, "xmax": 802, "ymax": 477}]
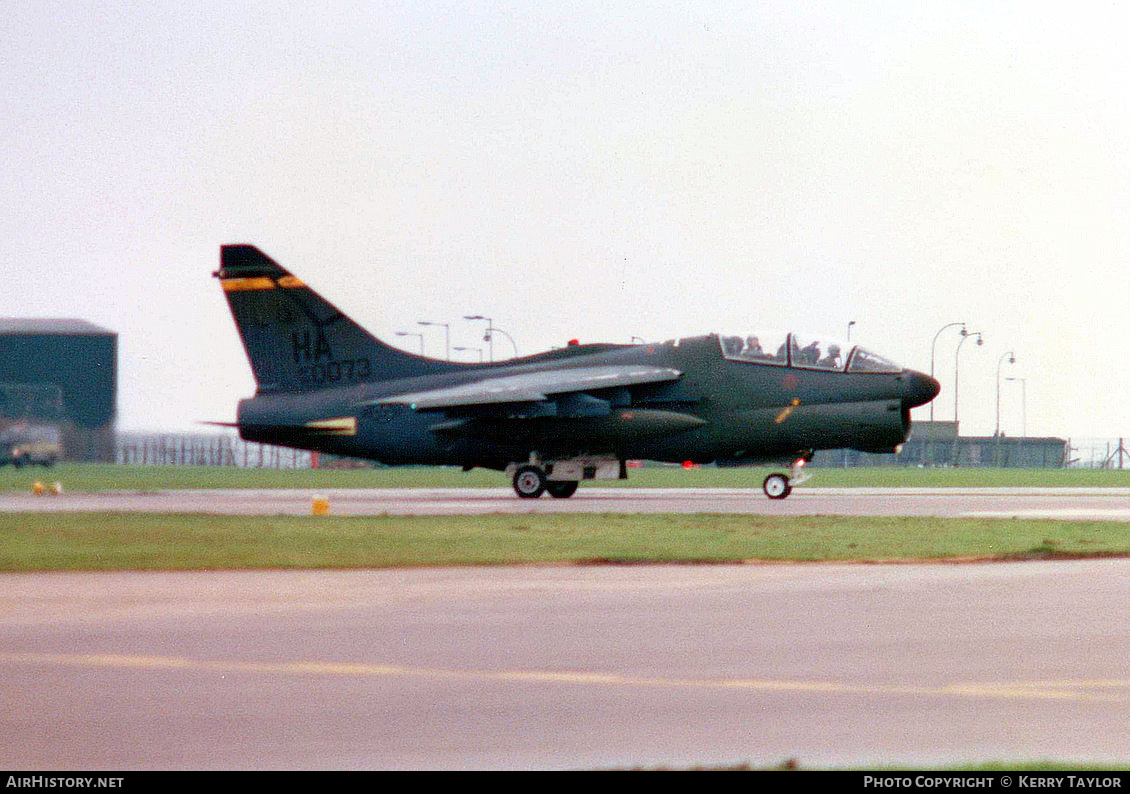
[{"xmin": 1, "ymin": 652, "xmax": 1126, "ymax": 703}]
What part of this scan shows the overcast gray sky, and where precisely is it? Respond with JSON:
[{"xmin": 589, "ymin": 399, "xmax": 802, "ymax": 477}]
[{"xmin": 3, "ymin": 1, "xmax": 1128, "ymax": 440}]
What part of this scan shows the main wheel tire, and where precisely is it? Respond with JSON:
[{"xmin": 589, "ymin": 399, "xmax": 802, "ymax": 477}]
[
  {"xmin": 763, "ymin": 473, "xmax": 791, "ymax": 500},
  {"xmin": 546, "ymin": 481, "xmax": 579, "ymax": 499},
  {"xmin": 513, "ymin": 465, "xmax": 548, "ymax": 498}
]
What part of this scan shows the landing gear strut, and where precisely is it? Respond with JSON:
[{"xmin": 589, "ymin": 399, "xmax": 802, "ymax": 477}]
[
  {"xmin": 511, "ymin": 465, "xmax": 582, "ymax": 499},
  {"xmin": 762, "ymin": 455, "xmax": 813, "ymax": 500},
  {"xmin": 508, "ymin": 456, "xmax": 620, "ymax": 498}
]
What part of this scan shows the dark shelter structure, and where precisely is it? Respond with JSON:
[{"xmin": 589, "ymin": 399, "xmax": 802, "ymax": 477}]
[{"xmin": 0, "ymin": 319, "xmax": 117, "ymax": 462}]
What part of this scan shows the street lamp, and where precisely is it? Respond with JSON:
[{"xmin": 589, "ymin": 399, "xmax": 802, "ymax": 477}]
[
  {"xmin": 847, "ymin": 320, "xmax": 856, "ymax": 341},
  {"xmin": 491, "ymin": 327, "xmax": 519, "ymax": 359},
  {"xmin": 1006, "ymin": 376, "xmax": 1028, "ymax": 467},
  {"xmin": 951, "ymin": 330, "xmax": 982, "ymax": 467},
  {"xmin": 418, "ymin": 321, "xmax": 450, "ymax": 360},
  {"xmin": 453, "ymin": 345, "xmax": 483, "ymax": 362},
  {"xmin": 929, "ymin": 322, "xmax": 966, "ymax": 425},
  {"xmin": 995, "ymin": 351, "xmax": 1016, "ymax": 465},
  {"xmin": 1006, "ymin": 377, "xmax": 1027, "ymax": 437},
  {"xmin": 926, "ymin": 322, "xmax": 965, "ymax": 465},
  {"xmin": 463, "ymin": 315, "xmax": 493, "ymax": 362},
  {"xmin": 463, "ymin": 315, "xmax": 518, "ymax": 361},
  {"xmin": 394, "ymin": 331, "xmax": 424, "ymax": 355},
  {"xmin": 953, "ymin": 331, "xmax": 982, "ymax": 426}
]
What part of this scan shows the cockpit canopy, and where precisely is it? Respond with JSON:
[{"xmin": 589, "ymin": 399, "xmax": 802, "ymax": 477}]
[{"xmin": 718, "ymin": 332, "xmax": 901, "ymax": 373}]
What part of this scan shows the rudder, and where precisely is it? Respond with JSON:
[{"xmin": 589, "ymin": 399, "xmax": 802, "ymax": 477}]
[{"xmin": 215, "ymin": 245, "xmax": 449, "ymax": 393}]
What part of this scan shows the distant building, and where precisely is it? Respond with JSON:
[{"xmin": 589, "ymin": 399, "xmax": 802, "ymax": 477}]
[
  {"xmin": 813, "ymin": 421, "xmax": 1068, "ymax": 468},
  {"xmin": 0, "ymin": 319, "xmax": 117, "ymax": 462}
]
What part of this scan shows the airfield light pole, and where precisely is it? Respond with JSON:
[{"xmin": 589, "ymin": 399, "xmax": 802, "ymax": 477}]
[
  {"xmin": 842, "ymin": 320, "xmax": 857, "ymax": 469},
  {"xmin": 995, "ymin": 351, "xmax": 1016, "ymax": 466},
  {"xmin": 453, "ymin": 346, "xmax": 483, "ymax": 362},
  {"xmin": 418, "ymin": 321, "xmax": 450, "ymax": 360},
  {"xmin": 490, "ymin": 326, "xmax": 519, "ymax": 359},
  {"xmin": 929, "ymin": 322, "xmax": 966, "ymax": 425},
  {"xmin": 953, "ymin": 331, "xmax": 982, "ymax": 463},
  {"xmin": 1006, "ymin": 377, "xmax": 1027, "ymax": 437},
  {"xmin": 463, "ymin": 315, "xmax": 494, "ymax": 362},
  {"xmin": 927, "ymin": 322, "xmax": 966, "ymax": 464},
  {"xmin": 1006, "ymin": 376, "xmax": 1027, "ymax": 465},
  {"xmin": 954, "ymin": 331, "xmax": 982, "ymax": 424},
  {"xmin": 394, "ymin": 331, "xmax": 424, "ymax": 355}
]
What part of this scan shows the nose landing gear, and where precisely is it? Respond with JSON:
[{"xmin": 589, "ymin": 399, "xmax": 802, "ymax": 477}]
[
  {"xmin": 761, "ymin": 454, "xmax": 812, "ymax": 500},
  {"xmin": 762, "ymin": 472, "xmax": 791, "ymax": 499}
]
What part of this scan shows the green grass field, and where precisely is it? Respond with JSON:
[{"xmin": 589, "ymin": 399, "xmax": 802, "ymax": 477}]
[
  {"xmin": 3, "ymin": 464, "xmax": 1130, "ymax": 572},
  {"xmin": 5, "ymin": 462, "xmax": 1130, "ymax": 492},
  {"xmin": 3, "ymin": 511, "xmax": 1130, "ymax": 571}
]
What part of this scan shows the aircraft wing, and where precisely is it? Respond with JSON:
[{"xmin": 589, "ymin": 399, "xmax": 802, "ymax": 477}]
[{"xmin": 371, "ymin": 365, "xmax": 682, "ymax": 410}]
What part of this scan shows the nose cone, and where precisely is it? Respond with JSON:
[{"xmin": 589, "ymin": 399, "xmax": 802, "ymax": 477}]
[{"xmin": 903, "ymin": 370, "xmax": 941, "ymax": 408}]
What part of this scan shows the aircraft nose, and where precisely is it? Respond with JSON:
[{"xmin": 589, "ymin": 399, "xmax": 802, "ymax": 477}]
[{"xmin": 902, "ymin": 370, "xmax": 941, "ymax": 408}]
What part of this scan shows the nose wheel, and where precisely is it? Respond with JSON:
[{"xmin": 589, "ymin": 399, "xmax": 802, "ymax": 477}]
[{"xmin": 762, "ymin": 473, "xmax": 791, "ymax": 500}]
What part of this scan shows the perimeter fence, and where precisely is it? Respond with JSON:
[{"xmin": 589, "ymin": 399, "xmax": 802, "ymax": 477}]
[
  {"xmin": 1065, "ymin": 438, "xmax": 1130, "ymax": 469},
  {"xmin": 115, "ymin": 431, "xmax": 315, "ymax": 469},
  {"xmin": 109, "ymin": 432, "xmax": 1130, "ymax": 470}
]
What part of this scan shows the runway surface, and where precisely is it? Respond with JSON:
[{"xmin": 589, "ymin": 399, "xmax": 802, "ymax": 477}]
[
  {"xmin": 6, "ymin": 486, "xmax": 1130, "ymax": 520},
  {"xmin": 4, "ymin": 487, "xmax": 1130, "ymax": 768},
  {"xmin": 2, "ymin": 561, "xmax": 1129, "ymax": 769}
]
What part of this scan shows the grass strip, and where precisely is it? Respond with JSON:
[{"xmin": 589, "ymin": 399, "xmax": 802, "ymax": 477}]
[{"xmin": 3, "ymin": 512, "xmax": 1130, "ymax": 571}]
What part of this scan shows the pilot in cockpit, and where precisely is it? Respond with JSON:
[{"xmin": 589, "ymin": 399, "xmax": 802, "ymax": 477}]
[
  {"xmin": 744, "ymin": 336, "xmax": 764, "ymax": 359},
  {"xmin": 799, "ymin": 341, "xmax": 821, "ymax": 365},
  {"xmin": 817, "ymin": 344, "xmax": 842, "ymax": 369}
]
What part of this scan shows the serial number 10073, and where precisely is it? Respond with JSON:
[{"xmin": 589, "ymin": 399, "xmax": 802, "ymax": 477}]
[{"xmin": 296, "ymin": 358, "xmax": 372, "ymax": 384}]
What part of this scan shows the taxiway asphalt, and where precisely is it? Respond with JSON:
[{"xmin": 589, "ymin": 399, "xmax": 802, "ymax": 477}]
[
  {"xmin": 4, "ymin": 487, "xmax": 1129, "ymax": 769},
  {"xmin": 1, "ymin": 561, "xmax": 1129, "ymax": 769}
]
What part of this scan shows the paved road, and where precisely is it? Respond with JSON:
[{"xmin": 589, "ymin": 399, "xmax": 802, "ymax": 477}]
[
  {"xmin": 5, "ymin": 486, "xmax": 1130, "ymax": 519},
  {"xmin": 1, "ymin": 562, "xmax": 1128, "ymax": 769}
]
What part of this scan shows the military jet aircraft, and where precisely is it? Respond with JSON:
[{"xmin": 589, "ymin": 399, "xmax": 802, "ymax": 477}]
[{"xmin": 214, "ymin": 245, "xmax": 940, "ymax": 499}]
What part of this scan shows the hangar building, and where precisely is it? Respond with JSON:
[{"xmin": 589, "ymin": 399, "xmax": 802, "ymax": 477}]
[{"xmin": 0, "ymin": 319, "xmax": 117, "ymax": 462}]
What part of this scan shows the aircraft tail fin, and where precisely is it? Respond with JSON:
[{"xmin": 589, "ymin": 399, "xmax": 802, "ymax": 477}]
[{"xmin": 215, "ymin": 245, "xmax": 450, "ymax": 393}]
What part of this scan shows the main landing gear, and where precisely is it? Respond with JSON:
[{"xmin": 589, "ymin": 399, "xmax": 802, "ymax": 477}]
[
  {"xmin": 761, "ymin": 455, "xmax": 813, "ymax": 500},
  {"xmin": 508, "ymin": 456, "xmax": 620, "ymax": 498},
  {"xmin": 512, "ymin": 465, "xmax": 581, "ymax": 499}
]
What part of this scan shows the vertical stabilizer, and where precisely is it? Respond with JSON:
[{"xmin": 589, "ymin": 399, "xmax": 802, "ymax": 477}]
[{"xmin": 215, "ymin": 245, "xmax": 449, "ymax": 393}]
